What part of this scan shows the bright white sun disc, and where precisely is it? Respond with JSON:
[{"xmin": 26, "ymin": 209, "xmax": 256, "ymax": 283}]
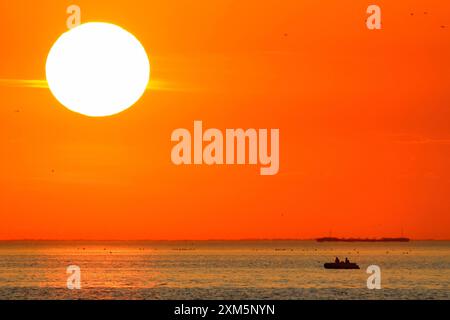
[{"xmin": 46, "ymin": 22, "xmax": 150, "ymax": 117}]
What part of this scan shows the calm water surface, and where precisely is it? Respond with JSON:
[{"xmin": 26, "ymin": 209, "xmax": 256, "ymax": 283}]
[{"xmin": 0, "ymin": 240, "xmax": 448, "ymax": 299}]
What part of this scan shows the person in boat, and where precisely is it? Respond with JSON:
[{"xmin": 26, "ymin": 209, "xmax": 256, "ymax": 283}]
[
  {"xmin": 345, "ymin": 257, "xmax": 350, "ymax": 264},
  {"xmin": 335, "ymin": 257, "xmax": 340, "ymax": 264}
]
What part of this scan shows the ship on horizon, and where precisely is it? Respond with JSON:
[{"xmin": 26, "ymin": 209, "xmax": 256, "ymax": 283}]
[{"xmin": 316, "ymin": 237, "xmax": 410, "ymax": 242}]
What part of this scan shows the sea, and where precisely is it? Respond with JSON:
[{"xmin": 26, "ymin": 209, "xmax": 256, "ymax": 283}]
[{"xmin": 0, "ymin": 240, "xmax": 448, "ymax": 300}]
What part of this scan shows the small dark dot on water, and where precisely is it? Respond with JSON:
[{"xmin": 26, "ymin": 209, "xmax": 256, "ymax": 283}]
[
  {"xmin": 441, "ymin": 25, "xmax": 447, "ymax": 28},
  {"xmin": 410, "ymin": 13, "xmax": 414, "ymax": 16}
]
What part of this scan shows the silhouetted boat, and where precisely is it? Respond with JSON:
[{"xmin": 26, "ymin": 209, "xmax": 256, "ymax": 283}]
[
  {"xmin": 316, "ymin": 237, "xmax": 410, "ymax": 242},
  {"xmin": 324, "ymin": 262, "xmax": 360, "ymax": 269}
]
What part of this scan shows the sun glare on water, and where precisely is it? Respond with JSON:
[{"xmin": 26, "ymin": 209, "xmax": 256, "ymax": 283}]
[{"xmin": 46, "ymin": 22, "xmax": 150, "ymax": 117}]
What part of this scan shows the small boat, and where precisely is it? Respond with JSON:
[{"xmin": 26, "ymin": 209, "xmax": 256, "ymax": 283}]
[{"xmin": 324, "ymin": 262, "xmax": 360, "ymax": 269}]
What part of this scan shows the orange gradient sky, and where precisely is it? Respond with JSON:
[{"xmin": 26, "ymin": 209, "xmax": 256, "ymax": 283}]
[{"xmin": 1, "ymin": 0, "xmax": 449, "ymax": 240}]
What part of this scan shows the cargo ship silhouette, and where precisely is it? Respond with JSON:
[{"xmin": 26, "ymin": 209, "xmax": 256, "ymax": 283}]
[{"xmin": 316, "ymin": 237, "xmax": 410, "ymax": 242}]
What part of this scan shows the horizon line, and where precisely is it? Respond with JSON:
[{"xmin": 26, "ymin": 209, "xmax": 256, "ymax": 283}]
[{"xmin": 0, "ymin": 238, "xmax": 447, "ymax": 242}]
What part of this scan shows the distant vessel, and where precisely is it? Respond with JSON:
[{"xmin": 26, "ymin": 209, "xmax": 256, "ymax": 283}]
[{"xmin": 316, "ymin": 237, "xmax": 410, "ymax": 242}]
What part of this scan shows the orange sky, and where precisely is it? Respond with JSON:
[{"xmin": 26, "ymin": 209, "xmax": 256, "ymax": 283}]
[{"xmin": 1, "ymin": 0, "xmax": 449, "ymax": 240}]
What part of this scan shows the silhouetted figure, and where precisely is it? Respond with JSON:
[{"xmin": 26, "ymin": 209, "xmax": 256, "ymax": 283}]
[
  {"xmin": 345, "ymin": 257, "xmax": 350, "ymax": 264},
  {"xmin": 335, "ymin": 257, "xmax": 340, "ymax": 264}
]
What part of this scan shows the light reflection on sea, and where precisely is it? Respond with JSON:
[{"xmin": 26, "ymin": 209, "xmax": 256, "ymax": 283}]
[{"xmin": 0, "ymin": 241, "xmax": 448, "ymax": 299}]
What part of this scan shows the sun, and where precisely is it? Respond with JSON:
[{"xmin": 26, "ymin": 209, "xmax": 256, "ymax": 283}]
[{"xmin": 46, "ymin": 22, "xmax": 150, "ymax": 117}]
